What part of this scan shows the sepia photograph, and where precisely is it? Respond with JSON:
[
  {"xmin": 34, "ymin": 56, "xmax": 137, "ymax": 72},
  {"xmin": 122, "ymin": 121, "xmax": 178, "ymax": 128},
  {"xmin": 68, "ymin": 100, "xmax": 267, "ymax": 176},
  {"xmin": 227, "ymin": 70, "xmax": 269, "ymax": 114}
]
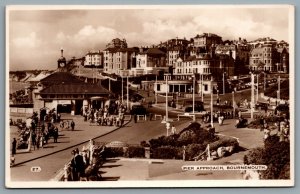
[{"xmin": 5, "ymin": 5, "xmax": 295, "ymax": 188}]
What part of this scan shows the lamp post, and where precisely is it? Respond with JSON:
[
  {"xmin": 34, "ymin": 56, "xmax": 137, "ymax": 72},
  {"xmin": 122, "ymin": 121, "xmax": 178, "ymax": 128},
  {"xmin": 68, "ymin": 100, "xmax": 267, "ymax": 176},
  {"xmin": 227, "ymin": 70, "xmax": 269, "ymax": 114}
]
[
  {"xmin": 210, "ymin": 76, "xmax": 214, "ymax": 128},
  {"xmin": 126, "ymin": 76, "xmax": 129, "ymax": 109},
  {"xmin": 155, "ymin": 74, "xmax": 158, "ymax": 104},
  {"xmin": 165, "ymin": 74, "xmax": 169, "ymax": 123},
  {"xmin": 192, "ymin": 74, "xmax": 195, "ymax": 115},
  {"xmin": 223, "ymin": 72, "xmax": 226, "ymax": 95},
  {"xmin": 250, "ymin": 72, "xmax": 255, "ymax": 119},
  {"xmin": 109, "ymin": 78, "xmax": 111, "ymax": 92},
  {"xmin": 176, "ymin": 92, "xmax": 179, "ymax": 109},
  {"xmin": 165, "ymin": 74, "xmax": 171, "ymax": 136},
  {"xmin": 256, "ymin": 73, "xmax": 259, "ymax": 103},
  {"xmin": 278, "ymin": 75, "xmax": 281, "ymax": 100},
  {"xmin": 263, "ymin": 72, "xmax": 266, "ymax": 93},
  {"xmin": 201, "ymin": 74, "xmax": 204, "ymax": 102},
  {"xmin": 232, "ymin": 91, "xmax": 235, "ymax": 117},
  {"xmin": 121, "ymin": 76, "xmax": 124, "ymax": 104}
]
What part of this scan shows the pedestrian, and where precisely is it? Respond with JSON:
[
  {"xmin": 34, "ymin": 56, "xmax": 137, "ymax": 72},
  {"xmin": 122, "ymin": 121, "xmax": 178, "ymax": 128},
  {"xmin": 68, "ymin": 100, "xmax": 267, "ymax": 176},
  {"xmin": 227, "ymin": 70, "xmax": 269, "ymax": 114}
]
[
  {"xmin": 74, "ymin": 148, "xmax": 85, "ymax": 181},
  {"xmin": 36, "ymin": 134, "xmax": 40, "ymax": 149},
  {"xmin": 171, "ymin": 125, "xmax": 177, "ymax": 135},
  {"xmin": 53, "ymin": 127, "xmax": 58, "ymax": 143},
  {"xmin": 12, "ymin": 138, "xmax": 17, "ymax": 156},
  {"xmin": 71, "ymin": 120, "xmax": 75, "ymax": 131},
  {"xmin": 31, "ymin": 131, "xmax": 37, "ymax": 150},
  {"xmin": 166, "ymin": 122, "xmax": 171, "ymax": 135},
  {"xmin": 70, "ymin": 150, "xmax": 78, "ymax": 181},
  {"xmin": 57, "ymin": 113, "xmax": 61, "ymax": 122},
  {"xmin": 134, "ymin": 114, "xmax": 137, "ymax": 123}
]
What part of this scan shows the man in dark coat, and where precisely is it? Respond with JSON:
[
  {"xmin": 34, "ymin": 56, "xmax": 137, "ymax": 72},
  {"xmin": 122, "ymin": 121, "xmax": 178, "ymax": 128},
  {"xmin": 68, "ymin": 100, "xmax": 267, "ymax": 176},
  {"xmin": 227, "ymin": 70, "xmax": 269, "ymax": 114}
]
[
  {"xmin": 12, "ymin": 138, "xmax": 17, "ymax": 156},
  {"xmin": 70, "ymin": 120, "xmax": 75, "ymax": 131},
  {"xmin": 53, "ymin": 127, "xmax": 59, "ymax": 143},
  {"xmin": 73, "ymin": 148, "xmax": 85, "ymax": 180}
]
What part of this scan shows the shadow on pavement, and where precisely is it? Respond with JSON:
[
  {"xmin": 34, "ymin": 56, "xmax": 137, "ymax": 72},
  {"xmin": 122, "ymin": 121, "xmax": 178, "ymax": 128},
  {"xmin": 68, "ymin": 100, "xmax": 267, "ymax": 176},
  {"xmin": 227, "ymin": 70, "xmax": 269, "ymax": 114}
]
[
  {"xmin": 104, "ymin": 159, "xmax": 120, "ymax": 163},
  {"xmin": 101, "ymin": 164, "xmax": 122, "ymax": 168},
  {"xmin": 100, "ymin": 176, "xmax": 120, "ymax": 181}
]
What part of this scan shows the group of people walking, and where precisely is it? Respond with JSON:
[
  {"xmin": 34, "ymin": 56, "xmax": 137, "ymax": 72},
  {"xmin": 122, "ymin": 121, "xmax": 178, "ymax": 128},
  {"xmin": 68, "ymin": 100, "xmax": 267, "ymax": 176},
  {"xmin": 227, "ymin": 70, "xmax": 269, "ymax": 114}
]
[{"xmin": 83, "ymin": 104, "xmax": 126, "ymax": 127}]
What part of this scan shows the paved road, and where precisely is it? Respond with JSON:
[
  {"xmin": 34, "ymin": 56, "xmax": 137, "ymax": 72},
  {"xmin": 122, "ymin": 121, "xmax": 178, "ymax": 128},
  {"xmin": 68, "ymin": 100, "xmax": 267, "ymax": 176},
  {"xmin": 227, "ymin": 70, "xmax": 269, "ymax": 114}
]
[{"xmin": 9, "ymin": 113, "xmax": 190, "ymax": 182}]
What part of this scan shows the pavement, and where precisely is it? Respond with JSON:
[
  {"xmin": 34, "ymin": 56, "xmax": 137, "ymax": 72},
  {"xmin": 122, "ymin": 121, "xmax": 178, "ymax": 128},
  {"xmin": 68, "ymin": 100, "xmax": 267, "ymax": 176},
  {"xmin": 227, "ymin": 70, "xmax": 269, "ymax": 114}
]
[{"xmin": 9, "ymin": 113, "xmax": 131, "ymax": 181}]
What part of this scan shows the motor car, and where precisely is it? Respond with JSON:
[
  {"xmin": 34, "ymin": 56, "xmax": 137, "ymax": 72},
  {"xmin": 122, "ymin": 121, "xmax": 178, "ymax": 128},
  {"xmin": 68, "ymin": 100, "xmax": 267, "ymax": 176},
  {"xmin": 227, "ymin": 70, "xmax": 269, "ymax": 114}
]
[
  {"xmin": 184, "ymin": 104, "xmax": 205, "ymax": 112},
  {"xmin": 130, "ymin": 105, "xmax": 147, "ymax": 115}
]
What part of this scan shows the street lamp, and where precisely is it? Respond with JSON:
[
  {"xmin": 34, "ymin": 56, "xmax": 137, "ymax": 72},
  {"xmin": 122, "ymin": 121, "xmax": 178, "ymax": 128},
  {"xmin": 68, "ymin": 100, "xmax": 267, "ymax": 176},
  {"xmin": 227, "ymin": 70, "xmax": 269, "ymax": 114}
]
[
  {"xmin": 155, "ymin": 74, "xmax": 158, "ymax": 104},
  {"xmin": 165, "ymin": 73, "xmax": 169, "ymax": 123},
  {"xmin": 201, "ymin": 74, "xmax": 204, "ymax": 102},
  {"xmin": 126, "ymin": 76, "xmax": 129, "ymax": 109},
  {"xmin": 210, "ymin": 76, "xmax": 214, "ymax": 128},
  {"xmin": 278, "ymin": 75, "xmax": 281, "ymax": 100},
  {"xmin": 176, "ymin": 92, "xmax": 179, "ymax": 109},
  {"xmin": 256, "ymin": 73, "xmax": 259, "ymax": 103},
  {"xmin": 250, "ymin": 72, "xmax": 255, "ymax": 119},
  {"xmin": 121, "ymin": 76, "xmax": 124, "ymax": 104},
  {"xmin": 223, "ymin": 72, "xmax": 226, "ymax": 95},
  {"xmin": 232, "ymin": 91, "xmax": 235, "ymax": 117},
  {"xmin": 192, "ymin": 74, "xmax": 195, "ymax": 115},
  {"xmin": 263, "ymin": 71, "xmax": 266, "ymax": 93}
]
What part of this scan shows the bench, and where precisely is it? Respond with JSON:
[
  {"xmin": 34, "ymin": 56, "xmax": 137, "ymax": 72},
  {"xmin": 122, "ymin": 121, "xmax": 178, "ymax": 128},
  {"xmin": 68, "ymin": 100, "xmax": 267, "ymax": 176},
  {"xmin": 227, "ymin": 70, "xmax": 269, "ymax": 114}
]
[
  {"xmin": 154, "ymin": 114, "xmax": 163, "ymax": 120},
  {"xmin": 137, "ymin": 114, "xmax": 147, "ymax": 121}
]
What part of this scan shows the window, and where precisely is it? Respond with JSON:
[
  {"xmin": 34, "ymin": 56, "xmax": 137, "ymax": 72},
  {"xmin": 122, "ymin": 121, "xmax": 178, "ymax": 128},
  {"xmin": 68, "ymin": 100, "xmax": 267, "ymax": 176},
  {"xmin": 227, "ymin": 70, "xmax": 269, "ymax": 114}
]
[
  {"xmin": 157, "ymin": 84, "xmax": 161, "ymax": 91},
  {"xmin": 204, "ymin": 84, "xmax": 208, "ymax": 91}
]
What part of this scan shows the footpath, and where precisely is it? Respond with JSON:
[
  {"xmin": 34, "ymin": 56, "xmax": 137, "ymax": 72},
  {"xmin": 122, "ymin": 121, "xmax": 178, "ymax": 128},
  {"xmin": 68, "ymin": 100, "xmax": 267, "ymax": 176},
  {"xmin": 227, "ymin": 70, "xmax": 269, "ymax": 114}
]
[{"xmin": 9, "ymin": 114, "xmax": 130, "ymax": 182}]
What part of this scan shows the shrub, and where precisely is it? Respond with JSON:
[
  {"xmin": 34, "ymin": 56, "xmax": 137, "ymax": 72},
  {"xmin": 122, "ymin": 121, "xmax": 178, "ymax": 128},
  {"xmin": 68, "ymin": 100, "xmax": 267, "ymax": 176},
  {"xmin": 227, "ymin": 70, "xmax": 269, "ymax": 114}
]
[
  {"xmin": 244, "ymin": 136, "xmax": 290, "ymax": 179},
  {"xmin": 177, "ymin": 130, "xmax": 198, "ymax": 146},
  {"xmin": 184, "ymin": 144, "xmax": 207, "ymax": 161},
  {"xmin": 177, "ymin": 125, "xmax": 217, "ymax": 146},
  {"xmin": 125, "ymin": 146, "xmax": 145, "ymax": 158},
  {"xmin": 149, "ymin": 134, "xmax": 179, "ymax": 148},
  {"xmin": 105, "ymin": 147, "xmax": 124, "ymax": 158},
  {"xmin": 151, "ymin": 146, "xmax": 183, "ymax": 159},
  {"xmin": 209, "ymin": 136, "xmax": 239, "ymax": 151}
]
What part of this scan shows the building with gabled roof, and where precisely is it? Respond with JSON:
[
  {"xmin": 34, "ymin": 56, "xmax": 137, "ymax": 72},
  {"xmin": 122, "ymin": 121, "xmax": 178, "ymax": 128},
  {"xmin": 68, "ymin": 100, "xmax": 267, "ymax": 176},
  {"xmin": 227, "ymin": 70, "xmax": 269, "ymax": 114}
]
[{"xmin": 32, "ymin": 51, "xmax": 111, "ymax": 114}]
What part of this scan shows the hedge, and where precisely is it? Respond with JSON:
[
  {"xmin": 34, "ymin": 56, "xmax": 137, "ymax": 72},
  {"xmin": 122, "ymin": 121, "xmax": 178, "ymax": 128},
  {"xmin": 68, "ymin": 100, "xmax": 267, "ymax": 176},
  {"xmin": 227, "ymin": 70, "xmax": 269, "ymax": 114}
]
[
  {"xmin": 125, "ymin": 146, "xmax": 145, "ymax": 158},
  {"xmin": 104, "ymin": 147, "xmax": 124, "ymax": 158},
  {"xmin": 151, "ymin": 146, "xmax": 183, "ymax": 159}
]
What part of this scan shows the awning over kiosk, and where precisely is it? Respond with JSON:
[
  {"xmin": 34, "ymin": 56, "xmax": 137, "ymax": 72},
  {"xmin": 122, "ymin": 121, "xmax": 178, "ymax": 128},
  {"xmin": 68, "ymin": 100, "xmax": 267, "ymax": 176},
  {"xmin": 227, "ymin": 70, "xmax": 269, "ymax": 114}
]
[
  {"xmin": 58, "ymin": 100, "xmax": 72, "ymax": 105},
  {"xmin": 90, "ymin": 96, "xmax": 105, "ymax": 101}
]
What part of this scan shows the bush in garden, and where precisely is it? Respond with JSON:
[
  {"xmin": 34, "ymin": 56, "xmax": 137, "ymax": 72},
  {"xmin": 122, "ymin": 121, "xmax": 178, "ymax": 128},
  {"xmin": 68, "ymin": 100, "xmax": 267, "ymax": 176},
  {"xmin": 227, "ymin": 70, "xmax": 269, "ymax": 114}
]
[
  {"xmin": 104, "ymin": 147, "xmax": 124, "ymax": 158},
  {"xmin": 244, "ymin": 136, "xmax": 290, "ymax": 179},
  {"xmin": 243, "ymin": 147, "xmax": 265, "ymax": 165},
  {"xmin": 151, "ymin": 146, "xmax": 183, "ymax": 159},
  {"xmin": 184, "ymin": 144, "xmax": 207, "ymax": 161},
  {"xmin": 125, "ymin": 146, "xmax": 145, "ymax": 158},
  {"xmin": 179, "ymin": 122, "xmax": 201, "ymax": 134},
  {"xmin": 209, "ymin": 136, "xmax": 239, "ymax": 152},
  {"xmin": 148, "ymin": 134, "xmax": 179, "ymax": 148},
  {"xmin": 177, "ymin": 130, "xmax": 198, "ymax": 146}
]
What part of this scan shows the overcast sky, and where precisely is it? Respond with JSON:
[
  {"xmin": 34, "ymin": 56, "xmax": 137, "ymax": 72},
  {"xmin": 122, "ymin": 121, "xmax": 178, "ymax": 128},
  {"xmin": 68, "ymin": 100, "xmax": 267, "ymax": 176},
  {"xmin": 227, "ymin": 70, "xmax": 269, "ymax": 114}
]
[{"xmin": 8, "ymin": 6, "xmax": 291, "ymax": 70}]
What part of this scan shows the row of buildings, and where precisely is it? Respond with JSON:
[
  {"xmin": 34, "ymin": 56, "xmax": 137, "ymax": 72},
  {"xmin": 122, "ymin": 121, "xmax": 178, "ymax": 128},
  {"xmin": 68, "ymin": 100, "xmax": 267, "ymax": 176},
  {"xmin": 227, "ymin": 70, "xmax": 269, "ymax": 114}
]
[
  {"xmin": 67, "ymin": 33, "xmax": 288, "ymax": 95},
  {"xmin": 79, "ymin": 34, "xmax": 289, "ymax": 76},
  {"xmin": 26, "ymin": 34, "xmax": 289, "ymax": 114}
]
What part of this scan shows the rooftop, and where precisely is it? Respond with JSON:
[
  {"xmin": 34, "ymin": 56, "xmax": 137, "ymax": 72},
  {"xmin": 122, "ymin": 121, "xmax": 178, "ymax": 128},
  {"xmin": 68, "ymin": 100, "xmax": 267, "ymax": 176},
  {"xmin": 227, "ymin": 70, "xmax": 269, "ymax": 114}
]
[{"xmin": 40, "ymin": 83, "xmax": 110, "ymax": 95}]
